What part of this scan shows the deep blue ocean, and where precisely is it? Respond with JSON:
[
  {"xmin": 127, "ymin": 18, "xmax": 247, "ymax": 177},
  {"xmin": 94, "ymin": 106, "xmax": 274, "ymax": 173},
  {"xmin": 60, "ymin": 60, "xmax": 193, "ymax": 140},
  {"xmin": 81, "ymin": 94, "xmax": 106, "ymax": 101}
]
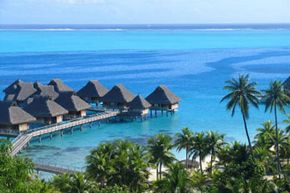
[{"xmin": 0, "ymin": 24, "xmax": 289, "ymax": 170}]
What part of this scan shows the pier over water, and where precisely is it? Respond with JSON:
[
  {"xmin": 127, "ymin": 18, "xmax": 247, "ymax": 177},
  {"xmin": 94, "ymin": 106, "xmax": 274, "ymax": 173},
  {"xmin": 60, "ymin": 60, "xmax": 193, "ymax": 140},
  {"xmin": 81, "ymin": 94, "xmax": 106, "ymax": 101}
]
[{"xmin": 11, "ymin": 110, "xmax": 118, "ymax": 156}]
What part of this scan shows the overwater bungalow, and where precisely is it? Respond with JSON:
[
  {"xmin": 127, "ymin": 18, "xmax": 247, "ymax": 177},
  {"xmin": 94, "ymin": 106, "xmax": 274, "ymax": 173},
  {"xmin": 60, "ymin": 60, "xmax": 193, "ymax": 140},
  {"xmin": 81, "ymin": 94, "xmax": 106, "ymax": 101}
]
[
  {"xmin": 48, "ymin": 79, "xmax": 74, "ymax": 93},
  {"xmin": 55, "ymin": 92, "xmax": 91, "ymax": 118},
  {"xmin": 0, "ymin": 101, "xmax": 36, "ymax": 135},
  {"xmin": 33, "ymin": 82, "xmax": 59, "ymax": 100},
  {"xmin": 23, "ymin": 97, "xmax": 68, "ymax": 124},
  {"xmin": 128, "ymin": 95, "xmax": 151, "ymax": 117},
  {"xmin": 3, "ymin": 80, "xmax": 37, "ymax": 105},
  {"xmin": 77, "ymin": 80, "xmax": 108, "ymax": 105},
  {"xmin": 101, "ymin": 84, "xmax": 135, "ymax": 110},
  {"xmin": 146, "ymin": 85, "xmax": 180, "ymax": 114}
]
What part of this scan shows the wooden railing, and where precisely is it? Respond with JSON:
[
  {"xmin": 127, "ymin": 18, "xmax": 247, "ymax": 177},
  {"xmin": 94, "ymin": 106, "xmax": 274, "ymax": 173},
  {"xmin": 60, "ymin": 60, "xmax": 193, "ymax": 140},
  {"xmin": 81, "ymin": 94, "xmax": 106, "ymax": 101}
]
[
  {"xmin": 11, "ymin": 111, "xmax": 118, "ymax": 156},
  {"xmin": 34, "ymin": 162, "xmax": 84, "ymax": 174}
]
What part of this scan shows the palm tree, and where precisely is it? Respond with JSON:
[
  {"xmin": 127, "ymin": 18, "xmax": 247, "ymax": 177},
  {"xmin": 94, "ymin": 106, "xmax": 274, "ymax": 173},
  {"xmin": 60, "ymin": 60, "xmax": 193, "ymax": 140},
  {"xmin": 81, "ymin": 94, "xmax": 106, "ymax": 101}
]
[
  {"xmin": 189, "ymin": 132, "xmax": 208, "ymax": 173},
  {"xmin": 221, "ymin": 74, "xmax": 260, "ymax": 152},
  {"xmin": 283, "ymin": 114, "xmax": 290, "ymax": 133},
  {"xmin": 86, "ymin": 140, "xmax": 150, "ymax": 192},
  {"xmin": 52, "ymin": 172, "xmax": 97, "ymax": 193},
  {"xmin": 205, "ymin": 131, "xmax": 225, "ymax": 173},
  {"xmin": 254, "ymin": 121, "xmax": 275, "ymax": 148},
  {"xmin": 175, "ymin": 127, "xmax": 194, "ymax": 168},
  {"xmin": 147, "ymin": 134, "xmax": 175, "ymax": 180},
  {"xmin": 154, "ymin": 163, "xmax": 193, "ymax": 193},
  {"xmin": 86, "ymin": 143, "xmax": 114, "ymax": 187},
  {"xmin": 262, "ymin": 80, "xmax": 290, "ymax": 177}
]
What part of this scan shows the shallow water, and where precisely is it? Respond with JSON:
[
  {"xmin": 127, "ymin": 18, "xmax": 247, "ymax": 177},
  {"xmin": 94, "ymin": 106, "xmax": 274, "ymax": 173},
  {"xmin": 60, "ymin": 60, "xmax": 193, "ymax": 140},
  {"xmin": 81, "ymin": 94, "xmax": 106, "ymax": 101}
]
[{"xmin": 0, "ymin": 27, "xmax": 289, "ymax": 169}]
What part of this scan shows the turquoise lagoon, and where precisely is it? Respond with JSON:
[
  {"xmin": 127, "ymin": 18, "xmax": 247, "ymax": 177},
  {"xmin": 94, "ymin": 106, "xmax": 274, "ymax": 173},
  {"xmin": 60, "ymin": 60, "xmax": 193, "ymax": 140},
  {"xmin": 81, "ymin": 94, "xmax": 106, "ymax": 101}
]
[{"xmin": 0, "ymin": 25, "xmax": 289, "ymax": 168}]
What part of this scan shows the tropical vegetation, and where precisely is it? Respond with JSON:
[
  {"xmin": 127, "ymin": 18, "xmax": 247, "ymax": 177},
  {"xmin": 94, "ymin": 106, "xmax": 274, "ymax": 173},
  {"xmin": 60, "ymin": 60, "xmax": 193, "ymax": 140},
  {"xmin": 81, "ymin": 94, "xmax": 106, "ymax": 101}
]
[{"xmin": 0, "ymin": 75, "xmax": 289, "ymax": 193}]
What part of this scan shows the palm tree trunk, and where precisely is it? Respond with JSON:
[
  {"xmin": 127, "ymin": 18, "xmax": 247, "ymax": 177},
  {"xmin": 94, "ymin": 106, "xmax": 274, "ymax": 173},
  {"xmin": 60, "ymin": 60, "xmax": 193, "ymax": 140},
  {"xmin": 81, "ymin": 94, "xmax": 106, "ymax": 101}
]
[
  {"xmin": 210, "ymin": 150, "xmax": 214, "ymax": 174},
  {"xmin": 186, "ymin": 147, "xmax": 188, "ymax": 168},
  {"xmin": 199, "ymin": 155, "xmax": 203, "ymax": 173},
  {"xmin": 156, "ymin": 164, "xmax": 159, "ymax": 180},
  {"xmin": 242, "ymin": 112, "xmax": 253, "ymax": 154},
  {"xmin": 159, "ymin": 163, "xmax": 162, "ymax": 179},
  {"xmin": 274, "ymin": 104, "xmax": 281, "ymax": 179}
]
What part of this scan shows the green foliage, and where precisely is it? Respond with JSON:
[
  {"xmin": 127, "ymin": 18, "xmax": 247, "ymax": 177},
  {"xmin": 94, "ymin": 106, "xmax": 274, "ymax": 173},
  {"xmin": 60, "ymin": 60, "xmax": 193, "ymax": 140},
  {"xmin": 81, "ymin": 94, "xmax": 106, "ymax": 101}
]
[
  {"xmin": 255, "ymin": 121, "xmax": 276, "ymax": 148},
  {"xmin": 0, "ymin": 141, "xmax": 51, "ymax": 193},
  {"xmin": 190, "ymin": 171, "xmax": 208, "ymax": 192},
  {"xmin": 188, "ymin": 132, "xmax": 208, "ymax": 173},
  {"xmin": 284, "ymin": 114, "xmax": 290, "ymax": 133},
  {"xmin": 212, "ymin": 142, "xmax": 277, "ymax": 193},
  {"xmin": 95, "ymin": 185, "xmax": 130, "ymax": 193},
  {"xmin": 147, "ymin": 134, "xmax": 175, "ymax": 180},
  {"xmin": 51, "ymin": 172, "xmax": 131, "ymax": 193},
  {"xmin": 154, "ymin": 163, "xmax": 193, "ymax": 193},
  {"xmin": 86, "ymin": 140, "xmax": 149, "ymax": 192},
  {"xmin": 51, "ymin": 172, "xmax": 98, "ymax": 193},
  {"xmin": 262, "ymin": 80, "xmax": 290, "ymax": 178},
  {"xmin": 205, "ymin": 131, "xmax": 225, "ymax": 173},
  {"xmin": 263, "ymin": 81, "xmax": 290, "ymax": 114},
  {"xmin": 175, "ymin": 128, "xmax": 194, "ymax": 168}
]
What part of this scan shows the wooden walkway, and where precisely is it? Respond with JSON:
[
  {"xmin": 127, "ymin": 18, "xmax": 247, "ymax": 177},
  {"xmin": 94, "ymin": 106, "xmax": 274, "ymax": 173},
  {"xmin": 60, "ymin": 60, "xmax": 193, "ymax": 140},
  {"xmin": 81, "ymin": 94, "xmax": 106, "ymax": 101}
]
[
  {"xmin": 11, "ymin": 111, "xmax": 118, "ymax": 156},
  {"xmin": 34, "ymin": 162, "xmax": 83, "ymax": 174}
]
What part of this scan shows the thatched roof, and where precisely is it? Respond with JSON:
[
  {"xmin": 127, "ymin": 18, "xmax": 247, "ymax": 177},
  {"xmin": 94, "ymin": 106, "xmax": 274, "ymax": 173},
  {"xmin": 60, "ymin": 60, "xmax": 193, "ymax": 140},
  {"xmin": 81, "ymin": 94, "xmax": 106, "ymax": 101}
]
[
  {"xmin": 101, "ymin": 84, "xmax": 135, "ymax": 104},
  {"xmin": 55, "ymin": 92, "xmax": 91, "ymax": 112},
  {"xmin": 33, "ymin": 82, "xmax": 59, "ymax": 100},
  {"xmin": 23, "ymin": 97, "xmax": 68, "ymax": 118},
  {"xmin": 0, "ymin": 101, "xmax": 36, "ymax": 125},
  {"xmin": 77, "ymin": 80, "xmax": 108, "ymax": 99},
  {"xmin": 3, "ymin": 80, "xmax": 22, "ymax": 93},
  {"xmin": 146, "ymin": 85, "xmax": 180, "ymax": 105},
  {"xmin": 48, "ymin": 79, "xmax": 74, "ymax": 93},
  {"xmin": 128, "ymin": 95, "xmax": 151, "ymax": 109},
  {"xmin": 284, "ymin": 76, "xmax": 290, "ymax": 90},
  {"xmin": 4, "ymin": 80, "xmax": 37, "ymax": 102}
]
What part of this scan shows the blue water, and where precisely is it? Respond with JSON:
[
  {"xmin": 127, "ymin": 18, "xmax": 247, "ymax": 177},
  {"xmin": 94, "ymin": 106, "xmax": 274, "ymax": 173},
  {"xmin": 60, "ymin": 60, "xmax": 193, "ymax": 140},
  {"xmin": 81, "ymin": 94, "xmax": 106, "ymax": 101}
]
[{"xmin": 0, "ymin": 25, "xmax": 289, "ymax": 169}]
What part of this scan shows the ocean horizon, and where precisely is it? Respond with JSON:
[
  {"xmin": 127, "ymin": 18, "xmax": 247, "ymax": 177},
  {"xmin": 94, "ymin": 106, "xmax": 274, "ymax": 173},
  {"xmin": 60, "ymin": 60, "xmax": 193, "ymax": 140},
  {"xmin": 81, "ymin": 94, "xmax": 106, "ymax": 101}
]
[
  {"xmin": 0, "ymin": 24, "xmax": 289, "ymax": 171},
  {"xmin": 2, "ymin": 23, "xmax": 290, "ymax": 30}
]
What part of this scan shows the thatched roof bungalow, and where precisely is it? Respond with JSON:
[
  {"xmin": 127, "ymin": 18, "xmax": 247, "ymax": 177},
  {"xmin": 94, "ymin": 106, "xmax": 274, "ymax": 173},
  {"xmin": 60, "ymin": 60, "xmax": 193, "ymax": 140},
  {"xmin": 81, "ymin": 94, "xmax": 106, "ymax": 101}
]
[
  {"xmin": 55, "ymin": 92, "xmax": 91, "ymax": 118},
  {"xmin": 48, "ymin": 79, "xmax": 74, "ymax": 93},
  {"xmin": 3, "ymin": 80, "xmax": 37, "ymax": 104},
  {"xmin": 33, "ymin": 82, "xmax": 59, "ymax": 100},
  {"xmin": 128, "ymin": 95, "xmax": 151, "ymax": 116},
  {"xmin": 146, "ymin": 85, "xmax": 180, "ymax": 111},
  {"xmin": 0, "ymin": 101, "xmax": 36, "ymax": 135},
  {"xmin": 77, "ymin": 80, "xmax": 108, "ymax": 104},
  {"xmin": 23, "ymin": 97, "xmax": 68, "ymax": 124},
  {"xmin": 101, "ymin": 84, "xmax": 135, "ymax": 110}
]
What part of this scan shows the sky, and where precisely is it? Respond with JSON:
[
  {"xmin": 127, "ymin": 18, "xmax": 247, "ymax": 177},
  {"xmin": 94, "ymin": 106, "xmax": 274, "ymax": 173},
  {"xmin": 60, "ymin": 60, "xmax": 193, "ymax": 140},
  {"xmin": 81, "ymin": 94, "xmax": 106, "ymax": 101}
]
[{"xmin": 0, "ymin": 0, "xmax": 290, "ymax": 24}]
